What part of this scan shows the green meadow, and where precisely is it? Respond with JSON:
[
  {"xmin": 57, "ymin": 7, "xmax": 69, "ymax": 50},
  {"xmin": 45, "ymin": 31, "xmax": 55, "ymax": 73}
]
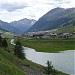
[{"xmin": 21, "ymin": 38, "xmax": 75, "ymax": 53}]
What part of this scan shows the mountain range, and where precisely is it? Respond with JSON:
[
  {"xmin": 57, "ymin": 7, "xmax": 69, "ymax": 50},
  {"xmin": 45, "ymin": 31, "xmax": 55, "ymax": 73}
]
[
  {"xmin": 0, "ymin": 20, "xmax": 21, "ymax": 34},
  {"xmin": 10, "ymin": 18, "xmax": 36, "ymax": 33},
  {"xmin": 0, "ymin": 7, "xmax": 75, "ymax": 34},
  {"xmin": 0, "ymin": 19, "xmax": 36, "ymax": 34},
  {"xmin": 26, "ymin": 7, "xmax": 75, "ymax": 32}
]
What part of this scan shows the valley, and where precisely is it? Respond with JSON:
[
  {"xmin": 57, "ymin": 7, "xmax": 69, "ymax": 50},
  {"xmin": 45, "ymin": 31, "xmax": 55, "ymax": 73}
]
[{"xmin": 0, "ymin": 7, "xmax": 75, "ymax": 75}]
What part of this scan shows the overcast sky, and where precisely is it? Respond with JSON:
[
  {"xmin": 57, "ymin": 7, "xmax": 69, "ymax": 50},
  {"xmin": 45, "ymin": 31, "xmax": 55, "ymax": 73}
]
[{"xmin": 0, "ymin": 0, "xmax": 75, "ymax": 22}]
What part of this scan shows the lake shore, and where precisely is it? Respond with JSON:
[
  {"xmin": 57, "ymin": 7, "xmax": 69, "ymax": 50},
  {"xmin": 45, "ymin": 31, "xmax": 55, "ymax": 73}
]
[{"xmin": 10, "ymin": 39, "xmax": 70, "ymax": 75}]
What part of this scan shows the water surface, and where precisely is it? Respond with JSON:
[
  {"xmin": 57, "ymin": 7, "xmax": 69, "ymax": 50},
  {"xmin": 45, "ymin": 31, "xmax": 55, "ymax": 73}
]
[{"xmin": 24, "ymin": 47, "xmax": 75, "ymax": 75}]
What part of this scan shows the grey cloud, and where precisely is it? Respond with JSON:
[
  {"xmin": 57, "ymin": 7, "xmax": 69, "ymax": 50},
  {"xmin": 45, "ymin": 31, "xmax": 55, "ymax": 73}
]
[
  {"xmin": 42, "ymin": 0, "xmax": 71, "ymax": 6},
  {"xmin": 47, "ymin": 1, "xmax": 71, "ymax": 8},
  {"xmin": 0, "ymin": 2, "xmax": 29, "ymax": 12},
  {"xmin": 28, "ymin": 14, "xmax": 36, "ymax": 18},
  {"xmin": 58, "ymin": 1, "xmax": 71, "ymax": 4},
  {"xmin": 54, "ymin": 0, "xmax": 71, "ymax": 3},
  {"xmin": 43, "ymin": 2, "xmax": 56, "ymax": 5},
  {"xmin": 54, "ymin": 0, "xmax": 64, "ymax": 1}
]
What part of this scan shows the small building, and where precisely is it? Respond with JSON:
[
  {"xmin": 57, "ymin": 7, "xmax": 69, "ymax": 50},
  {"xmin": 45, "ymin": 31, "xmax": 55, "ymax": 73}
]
[
  {"xmin": 49, "ymin": 33, "xmax": 57, "ymax": 38},
  {"xmin": 57, "ymin": 33, "xmax": 72, "ymax": 38}
]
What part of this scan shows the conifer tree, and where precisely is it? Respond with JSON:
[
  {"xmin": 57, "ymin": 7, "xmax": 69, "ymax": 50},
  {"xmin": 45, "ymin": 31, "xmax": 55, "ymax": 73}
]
[
  {"xmin": 2, "ymin": 38, "xmax": 8, "ymax": 48},
  {"xmin": 45, "ymin": 61, "xmax": 56, "ymax": 75},
  {"xmin": 0, "ymin": 35, "xmax": 2, "ymax": 47},
  {"xmin": 14, "ymin": 39, "xmax": 25, "ymax": 60}
]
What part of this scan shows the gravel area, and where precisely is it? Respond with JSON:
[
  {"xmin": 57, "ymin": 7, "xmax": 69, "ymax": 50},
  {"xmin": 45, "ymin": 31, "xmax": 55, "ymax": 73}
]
[{"xmin": 21, "ymin": 65, "xmax": 46, "ymax": 75}]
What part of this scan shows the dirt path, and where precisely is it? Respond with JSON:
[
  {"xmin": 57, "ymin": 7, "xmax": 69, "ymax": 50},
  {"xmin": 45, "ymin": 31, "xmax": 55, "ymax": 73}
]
[{"xmin": 21, "ymin": 65, "xmax": 46, "ymax": 75}]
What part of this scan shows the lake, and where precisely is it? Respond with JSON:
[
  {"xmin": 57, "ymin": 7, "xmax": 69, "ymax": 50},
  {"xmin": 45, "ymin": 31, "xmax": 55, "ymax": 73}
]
[{"xmin": 23, "ymin": 47, "xmax": 75, "ymax": 75}]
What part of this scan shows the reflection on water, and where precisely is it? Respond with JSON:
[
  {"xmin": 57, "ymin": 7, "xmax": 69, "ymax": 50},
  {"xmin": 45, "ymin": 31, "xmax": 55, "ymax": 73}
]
[{"xmin": 23, "ymin": 47, "xmax": 75, "ymax": 75}]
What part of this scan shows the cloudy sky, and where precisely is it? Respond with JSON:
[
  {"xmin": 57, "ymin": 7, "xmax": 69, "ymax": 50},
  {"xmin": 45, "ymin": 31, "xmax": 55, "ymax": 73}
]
[{"xmin": 0, "ymin": 0, "xmax": 75, "ymax": 22}]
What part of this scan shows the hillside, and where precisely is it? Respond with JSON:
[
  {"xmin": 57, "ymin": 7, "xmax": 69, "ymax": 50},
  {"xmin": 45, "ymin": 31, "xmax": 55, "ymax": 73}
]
[
  {"xmin": 26, "ymin": 7, "xmax": 75, "ymax": 32},
  {"xmin": 50, "ymin": 24, "xmax": 75, "ymax": 33},
  {"xmin": 0, "ymin": 28, "xmax": 8, "ymax": 32},
  {"xmin": 0, "ymin": 47, "xmax": 26, "ymax": 75},
  {"xmin": 10, "ymin": 18, "xmax": 36, "ymax": 34},
  {"xmin": 0, "ymin": 42, "xmax": 45, "ymax": 75},
  {"xmin": 0, "ymin": 20, "xmax": 21, "ymax": 34}
]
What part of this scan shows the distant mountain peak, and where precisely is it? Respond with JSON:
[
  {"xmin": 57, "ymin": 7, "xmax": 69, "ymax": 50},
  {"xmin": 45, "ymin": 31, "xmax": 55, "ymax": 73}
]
[
  {"xmin": 10, "ymin": 18, "xmax": 36, "ymax": 34},
  {"xmin": 54, "ymin": 7, "xmax": 64, "ymax": 10},
  {"xmin": 0, "ymin": 20, "xmax": 20, "ymax": 34},
  {"xmin": 48, "ymin": 7, "xmax": 65, "ymax": 13}
]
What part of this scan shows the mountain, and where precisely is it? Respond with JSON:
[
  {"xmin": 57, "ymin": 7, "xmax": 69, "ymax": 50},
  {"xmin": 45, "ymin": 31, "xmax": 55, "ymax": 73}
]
[
  {"xmin": 0, "ymin": 20, "xmax": 21, "ymax": 34},
  {"xmin": 50, "ymin": 23, "xmax": 75, "ymax": 33},
  {"xmin": 10, "ymin": 18, "xmax": 36, "ymax": 34},
  {"xmin": 26, "ymin": 7, "xmax": 75, "ymax": 32}
]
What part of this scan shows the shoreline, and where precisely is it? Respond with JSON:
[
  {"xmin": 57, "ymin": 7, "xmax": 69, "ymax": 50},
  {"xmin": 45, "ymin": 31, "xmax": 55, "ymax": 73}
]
[{"xmin": 11, "ymin": 39, "xmax": 70, "ymax": 75}]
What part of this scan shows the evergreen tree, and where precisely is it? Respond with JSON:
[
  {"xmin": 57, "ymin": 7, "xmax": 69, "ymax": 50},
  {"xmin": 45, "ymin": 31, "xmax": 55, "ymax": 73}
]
[
  {"xmin": 0, "ymin": 35, "xmax": 2, "ymax": 47},
  {"xmin": 14, "ymin": 40, "xmax": 25, "ymax": 60},
  {"xmin": 2, "ymin": 38, "xmax": 8, "ymax": 48},
  {"xmin": 45, "ymin": 61, "xmax": 56, "ymax": 75}
]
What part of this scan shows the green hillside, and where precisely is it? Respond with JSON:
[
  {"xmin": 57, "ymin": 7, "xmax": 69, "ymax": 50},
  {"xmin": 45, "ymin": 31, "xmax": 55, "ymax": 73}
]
[
  {"xmin": 0, "ymin": 39, "xmax": 46, "ymax": 75},
  {"xmin": 50, "ymin": 24, "xmax": 75, "ymax": 33},
  {"xmin": 0, "ymin": 48, "xmax": 26, "ymax": 75}
]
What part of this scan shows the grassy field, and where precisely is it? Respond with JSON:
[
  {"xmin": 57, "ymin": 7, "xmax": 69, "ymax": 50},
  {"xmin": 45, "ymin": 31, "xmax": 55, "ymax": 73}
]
[{"xmin": 21, "ymin": 38, "xmax": 75, "ymax": 53}]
